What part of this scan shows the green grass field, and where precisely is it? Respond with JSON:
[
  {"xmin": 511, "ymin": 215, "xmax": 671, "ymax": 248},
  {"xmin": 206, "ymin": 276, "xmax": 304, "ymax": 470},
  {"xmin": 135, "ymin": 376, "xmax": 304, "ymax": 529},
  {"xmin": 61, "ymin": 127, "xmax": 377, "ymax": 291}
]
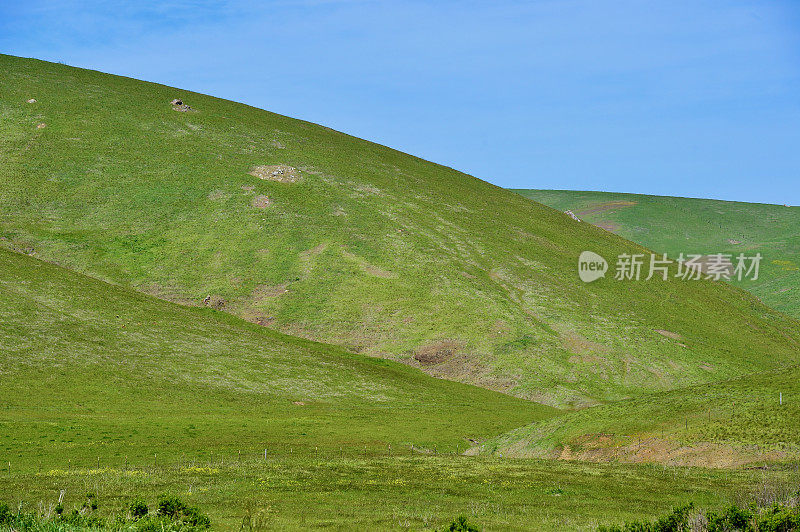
[
  {"xmin": 514, "ymin": 189, "xmax": 800, "ymax": 318},
  {"xmin": 4, "ymin": 243, "xmax": 792, "ymax": 530},
  {"xmin": 3, "ymin": 55, "xmax": 800, "ymax": 530},
  {"xmin": 5, "ymin": 456, "xmax": 794, "ymax": 531},
  {"xmin": 2, "ymin": 55, "xmax": 800, "ymax": 407}
]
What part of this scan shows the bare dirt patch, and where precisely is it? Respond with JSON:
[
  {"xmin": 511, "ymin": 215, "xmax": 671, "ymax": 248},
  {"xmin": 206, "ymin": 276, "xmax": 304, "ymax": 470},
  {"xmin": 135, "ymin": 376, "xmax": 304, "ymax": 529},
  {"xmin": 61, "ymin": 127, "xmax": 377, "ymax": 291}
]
[
  {"xmin": 576, "ymin": 200, "xmax": 637, "ymax": 216},
  {"xmin": 249, "ymin": 164, "xmax": 301, "ymax": 183},
  {"xmin": 251, "ymin": 283, "xmax": 289, "ymax": 303},
  {"xmin": 655, "ymin": 329, "xmax": 682, "ymax": 341},
  {"xmin": 594, "ymin": 222, "xmax": 621, "ymax": 232},
  {"xmin": 251, "ymin": 195, "xmax": 271, "ymax": 209},
  {"xmin": 550, "ymin": 435, "xmax": 791, "ymax": 468},
  {"xmin": 562, "ymin": 333, "xmax": 610, "ymax": 355},
  {"xmin": 341, "ymin": 250, "xmax": 397, "ymax": 279},
  {"xmin": 413, "ymin": 340, "xmax": 463, "ymax": 365}
]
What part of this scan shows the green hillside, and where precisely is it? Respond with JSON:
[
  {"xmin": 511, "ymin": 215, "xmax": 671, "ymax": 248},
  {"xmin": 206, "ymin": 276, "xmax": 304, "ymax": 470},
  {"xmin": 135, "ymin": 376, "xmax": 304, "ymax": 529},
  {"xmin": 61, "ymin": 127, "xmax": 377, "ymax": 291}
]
[
  {"xmin": 0, "ymin": 248, "xmax": 553, "ymax": 469},
  {"xmin": 515, "ymin": 189, "xmax": 800, "ymax": 318},
  {"xmin": 483, "ymin": 365, "xmax": 800, "ymax": 467},
  {"xmin": 2, "ymin": 248, "xmax": 777, "ymax": 530},
  {"xmin": 3, "ymin": 54, "xmax": 800, "ymax": 406}
]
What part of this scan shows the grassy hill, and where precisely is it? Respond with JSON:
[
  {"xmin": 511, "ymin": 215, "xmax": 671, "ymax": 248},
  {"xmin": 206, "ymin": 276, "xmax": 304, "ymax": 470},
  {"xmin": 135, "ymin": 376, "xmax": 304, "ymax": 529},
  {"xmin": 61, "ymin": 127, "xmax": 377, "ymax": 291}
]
[
  {"xmin": 2, "ymin": 248, "xmax": 780, "ymax": 530},
  {"xmin": 0, "ymin": 248, "xmax": 553, "ymax": 469},
  {"xmin": 2, "ymin": 54, "xmax": 800, "ymax": 408},
  {"xmin": 515, "ymin": 190, "xmax": 800, "ymax": 318},
  {"xmin": 482, "ymin": 365, "xmax": 800, "ymax": 467}
]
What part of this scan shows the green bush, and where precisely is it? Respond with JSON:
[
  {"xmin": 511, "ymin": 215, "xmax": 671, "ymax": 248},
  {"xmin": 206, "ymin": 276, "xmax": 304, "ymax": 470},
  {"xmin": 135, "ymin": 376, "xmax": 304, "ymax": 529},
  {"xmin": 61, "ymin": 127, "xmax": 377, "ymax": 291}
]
[
  {"xmin": 707, "ymin": 504, "xmax": 753, "ymax": 531},
  {"xmin": 439, "ymin": 515, "xmax": 480, "ymax": 532},
  {"xmin": 600, "ymin": 500, "xmax": 800, "ymax": 532},
  {"xmin": 755, "ymin": 503, "xmax": 797, "ymax": 532},
  {"xmin": 0, "ymin": 497, "xmax": 211, "ymax": 531},
  {"xmin": 129, "ymin": 498, "xmax": 148, "ymax": 519}
]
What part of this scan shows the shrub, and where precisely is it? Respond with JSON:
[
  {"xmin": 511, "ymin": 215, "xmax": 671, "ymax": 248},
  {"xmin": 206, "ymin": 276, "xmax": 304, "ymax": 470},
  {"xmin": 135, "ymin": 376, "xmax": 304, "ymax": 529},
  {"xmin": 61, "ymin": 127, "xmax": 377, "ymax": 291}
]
[
  {"xmin": 706, "ymin": 504, "xmax": 753, "ymax": 531},
  {"xmin": 755, "ymin": 503, "xmax": 797, "ymax": 532},
  {"xmin": 157, "ymin": 494, "xmax": 186, "ymax": 519},
  {"xmin": 183, "ymin": 505, "xmax": 212, "ymax": 529},
  {"xmin": 440, "ymin": 515, "xmax": 480, "ymax": 532},
  {"xmin": 129, "ymin": 498, "xmax": 148, "ymax": 519}
]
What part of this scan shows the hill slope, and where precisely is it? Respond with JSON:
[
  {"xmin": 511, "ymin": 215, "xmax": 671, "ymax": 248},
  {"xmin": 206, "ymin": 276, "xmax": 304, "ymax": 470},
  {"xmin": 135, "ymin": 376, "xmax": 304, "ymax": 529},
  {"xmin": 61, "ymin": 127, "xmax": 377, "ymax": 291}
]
[
  {"xmin": 2, "ymin": 54, "xmax": 800, "ymax": 406},
  {"xmin": 0, "ymin": 247, "xmax": 552, "ymax": 468},
  {"xmin": 515, "ymin": 189, "xmax": 800, "ymax": 318},
  {"xmin": 482, "ymin": 365, "xmax": 800, "ymax": 467}
]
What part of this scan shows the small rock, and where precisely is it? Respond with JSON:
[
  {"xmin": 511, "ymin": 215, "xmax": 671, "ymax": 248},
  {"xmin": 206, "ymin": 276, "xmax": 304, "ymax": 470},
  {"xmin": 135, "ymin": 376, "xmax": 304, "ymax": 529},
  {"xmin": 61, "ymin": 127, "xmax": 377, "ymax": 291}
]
[
  {"xmin": 26, "ymin": 98, "xmax": 36, "ymax": 104},
  {"xmin": 170, "ymin": 98, "xmax": 183, "ymax": 105},
  {"xmin": 36, "ymin": 123, "xmax": 46, "ymax": 129}
]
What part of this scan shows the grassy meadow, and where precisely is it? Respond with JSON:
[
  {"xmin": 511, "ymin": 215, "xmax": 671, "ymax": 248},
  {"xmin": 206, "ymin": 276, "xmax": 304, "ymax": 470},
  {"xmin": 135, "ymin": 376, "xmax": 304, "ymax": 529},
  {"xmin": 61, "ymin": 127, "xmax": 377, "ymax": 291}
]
[{"xmin": 4, "ymin": 455, "xmax": 795, "ymax": 530}]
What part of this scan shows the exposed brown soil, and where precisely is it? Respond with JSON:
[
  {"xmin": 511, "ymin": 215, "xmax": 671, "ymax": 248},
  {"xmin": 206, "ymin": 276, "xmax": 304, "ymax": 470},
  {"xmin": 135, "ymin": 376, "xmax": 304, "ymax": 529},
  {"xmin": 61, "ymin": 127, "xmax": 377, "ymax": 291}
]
[
  {"xmin": 251, "ymin": 283, "xmax": 289, "ymax": 302},
  {"xmin": 251, "ymin": 195, "xmax": 271, "ymax": 209},
  {"xmin": 655, "ymin": 329, "xmax": 682, "ymax": 341},
  {"xmin": 249, "ymin": 164, "xmax": 301, "ymax": 183},
  {"xmin": 413, "ymin": 340, "xmax": 463, "ymax": 365},
  {"xmin": 576, "ymin": 200, "xmax": 637, "ymax": 216},
  {"xmin": 551, "ymin": 434, "xmax": 792, "ymax": 468},
  {"xmin": 594, "ymin": 221, "xmax": 621, "ymax": 232},
  {"xmin": 341, "ymin": 250, "xmax": 397, "ymax": 279}
]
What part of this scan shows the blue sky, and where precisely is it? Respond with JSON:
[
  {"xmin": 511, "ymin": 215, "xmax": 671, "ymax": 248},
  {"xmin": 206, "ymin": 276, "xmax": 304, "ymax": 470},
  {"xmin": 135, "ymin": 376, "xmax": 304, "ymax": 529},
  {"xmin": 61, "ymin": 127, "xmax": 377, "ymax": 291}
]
[{"xmin": 2, "ymin": 0, "xmax": 799, "ymax": 204}]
